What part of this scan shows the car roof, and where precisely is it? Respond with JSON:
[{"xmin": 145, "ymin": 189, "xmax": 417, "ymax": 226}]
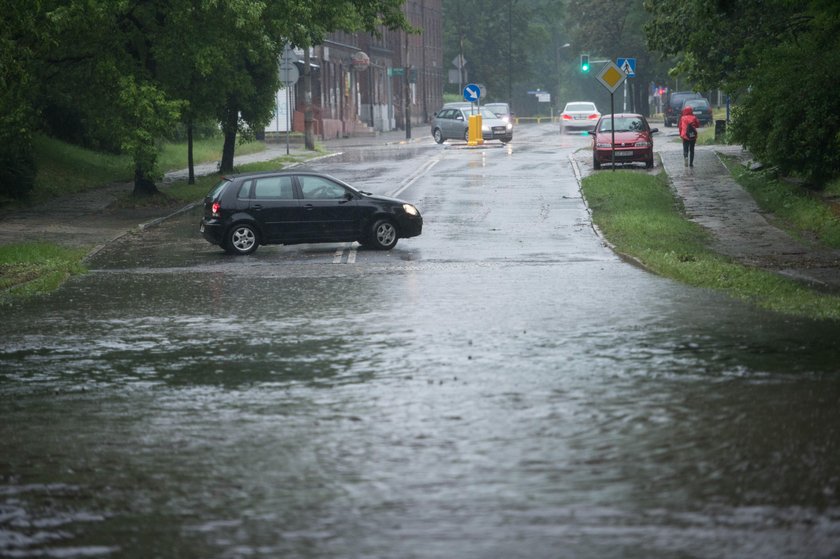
[
  {"xmin": 220, "ymin": 170, "xmax": 336, "ymax": 181},
  {"xmin": 599, "ymin": 113, "xmax": 645, "ymax": 119}
]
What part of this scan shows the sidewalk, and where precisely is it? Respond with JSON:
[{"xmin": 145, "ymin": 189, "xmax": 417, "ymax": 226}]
[{"xmin": 659, "ymin": 143, "xmax": 840, "ymax": 292}]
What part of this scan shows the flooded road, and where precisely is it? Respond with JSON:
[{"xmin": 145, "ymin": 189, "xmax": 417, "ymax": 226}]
[{"xmin": 2, "ymin": 125, "xmax": 840, "ymax": 558}]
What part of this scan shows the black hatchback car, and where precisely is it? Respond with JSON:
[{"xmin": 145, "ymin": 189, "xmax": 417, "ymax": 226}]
[{"xmin": 200, "ymin": 171, "xmax": 422, "ymax": 255}]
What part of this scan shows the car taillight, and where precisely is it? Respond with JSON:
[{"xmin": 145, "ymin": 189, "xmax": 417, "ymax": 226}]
[
  {"xmin": 588, "ymin": 113, "xmax": 599, "ymax": 120},
  {"xmin": 211, "ymin": 201, "xmax": 221, "ymax": 217},
  {"xmin": 562, "ymin": 114, "xmax": 572, "ymax": 120}
]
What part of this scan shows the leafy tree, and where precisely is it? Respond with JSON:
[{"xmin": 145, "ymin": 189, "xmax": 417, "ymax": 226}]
[
  {"xmin": 645, "ymin": 0, "xmax": 840, "ymax": 184},
  {"xmin": 0, "ymin": 0, "xmax": 42, "ymax": 199},
  {"xmin": 566, "ymin": 0, "xmax": 670, "ymax": 115}
]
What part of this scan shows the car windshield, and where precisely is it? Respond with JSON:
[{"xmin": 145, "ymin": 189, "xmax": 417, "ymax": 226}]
[
  {"xmin": 599, "ymin": 117, "xmax": 645, "ymax": 132},
  {"xmin": 565, "ymin": 103, "xmax": 596, "ymax": 112},
  {"xmin": 485, "ymin": 104, "xmax": 508, "ymax": 114},
  {"xmin": 686, "ymin": 100, "xmax": 709, "ymax": 108},
  {"xmin": 461, "ymin": 107, "xmax": 500, "ymax": 119}
]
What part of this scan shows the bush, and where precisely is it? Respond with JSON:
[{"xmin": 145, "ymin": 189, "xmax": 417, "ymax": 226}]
[
  {"xmin": 0, "ymin": 136, "xmax": 36, "ymax": 200},
  {"xmin": 730, "ymin": 28, "xmax": 840, "ymax": 185}
]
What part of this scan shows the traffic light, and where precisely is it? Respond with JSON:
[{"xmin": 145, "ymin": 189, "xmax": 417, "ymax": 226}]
[{"xmin": 580, "ymin": 54, "xmax": 590, "ymax": 73}]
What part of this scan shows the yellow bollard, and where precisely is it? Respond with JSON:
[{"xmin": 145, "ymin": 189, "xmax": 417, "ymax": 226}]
[{"xmin": 468, "ymin": 114, "xmax": 484, "ymax": 146}]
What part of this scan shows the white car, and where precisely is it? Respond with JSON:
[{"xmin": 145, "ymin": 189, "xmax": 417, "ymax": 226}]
[{"xmin": 560, "ymin": 101, "xmax": 601, "ymax": 134}]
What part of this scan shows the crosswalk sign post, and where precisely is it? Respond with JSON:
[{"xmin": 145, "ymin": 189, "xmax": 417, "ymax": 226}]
[{"xmin": 595, "ymin": 61, "xmax": 628, "ymax": 171}]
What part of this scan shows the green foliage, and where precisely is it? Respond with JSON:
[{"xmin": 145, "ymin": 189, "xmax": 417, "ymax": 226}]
[
  {"xmin": 645, "ymin": 0, "xmax": 840, "ymax": 183},
  {"xmin": 581, "ymin": 169, "xmax": 840, "ymax": 319}
]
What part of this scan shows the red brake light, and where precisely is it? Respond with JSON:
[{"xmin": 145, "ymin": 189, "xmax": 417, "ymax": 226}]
[
  {"xmin": 211, "ymin": 201, "xmax": 221, "ymax": 216},
  {"xmin": 588, "ymin": 113, "xmax": 599, "ymax": 120},
  {"xmin": 562, "ymin": 114, "xmax": 572, "ymax": 120}
]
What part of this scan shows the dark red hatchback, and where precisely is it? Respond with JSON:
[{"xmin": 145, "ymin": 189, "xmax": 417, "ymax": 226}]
[
  {"xmin": 200, "ymin": 171, "xmax": 422, "ymax": 255},
  {"xmin": 591, "ymin": 113, "xmax": 659, "ymax": 170}
]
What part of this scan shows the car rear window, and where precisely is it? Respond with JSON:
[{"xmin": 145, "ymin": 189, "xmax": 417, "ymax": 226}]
[
  {"xmin": 207, "ymin": 179, "xmax": 230, "ymax": 199},
  {"xmin": 565, "ymin": 103, "xmax": 596, "ymax": 112}
]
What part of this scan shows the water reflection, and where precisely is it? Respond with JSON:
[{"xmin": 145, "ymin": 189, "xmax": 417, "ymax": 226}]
[{"xmin": 2, "ymin": 129, "xmax": 840, "ymax": 557}]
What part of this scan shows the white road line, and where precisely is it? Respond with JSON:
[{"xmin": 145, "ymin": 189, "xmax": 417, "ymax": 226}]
[
  {"xmin": 333, "ymin": 249, "xmax": 344, "ymax": 263},
  {"xmin": 391, "ymin": 157, "xmax": 440, "ymax": 198},
  {"xmin": 347, "ymin": 248, "xmax": 357, "ymax": 263}
]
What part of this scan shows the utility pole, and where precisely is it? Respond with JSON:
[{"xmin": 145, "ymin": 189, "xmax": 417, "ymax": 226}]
[{"xmin": 304, "ymin": 46, "xmax": 315, "ymax": 150}]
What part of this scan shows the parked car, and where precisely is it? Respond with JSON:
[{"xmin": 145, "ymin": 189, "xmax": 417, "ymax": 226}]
[
  {"xmin": 664, "ymin": 91, "xmax": 702, "ymax": 127},
  {"xmin": 484, "ymin": 102, "xmax": 513, "ymax": 124},
  {"xmin": 431, "ymin": 106, "xmax": 513, "ymax": 144},
  {"xmin": 682, "ymin": 98, "xmax": 713, "ymax": 126},
  {"xmin": 591, "ymin": 113, "xmax": 658, "ymax": 170},
  {"xmin": 559, "ymin": 101, "xmax": 601, "ymax": 134},
  {"xmin": 200, "ymin": 171, "xmax": 422, "ymax": 255}
]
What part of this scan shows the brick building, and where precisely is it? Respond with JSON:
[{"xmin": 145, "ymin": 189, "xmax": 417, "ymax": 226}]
[{"xmin": 268, "ymin": 1, "xmax": 443, "ymax": 140}]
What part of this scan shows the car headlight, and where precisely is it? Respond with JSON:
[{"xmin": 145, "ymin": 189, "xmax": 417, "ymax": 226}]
[
  {"xmin": 403, "ymin": 204, "xmax": 419, "ymax": 216},
  {"xmin": 482, "ymin": 125, "xmax": 490, "ymax": 132},
  {"xmin": 506, "ymin": 123, "xmax": 513, "ymax": 131},
  {"xmin": 596, "ymin": 142, "xmax": 612, "ymax": 148},
  {"xmin": 635, "ymin": 141, "xmax": 651, "ymax": 147}
]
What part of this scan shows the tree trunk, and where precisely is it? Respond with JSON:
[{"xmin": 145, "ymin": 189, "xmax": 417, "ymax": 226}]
[
  {"xmin": 187, "ymin": 120, "xmax": 195, "ymax": 184},
  {"xmin": 304, "ymin": 47, "xmax": 315, "ymax": 150},
  {"xmin": 220, "ymin": 107, "xmax": 238, "ymax": 173},
  {"xmin": 132, "ymin": 165, "xmax": 159, "ymax": 197}
]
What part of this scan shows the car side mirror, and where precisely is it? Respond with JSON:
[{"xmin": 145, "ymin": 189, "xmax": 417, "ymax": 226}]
[
  {"xmin": 456, "ymin": 115, "xmax": 464, "ymax": 121},
  {"xmin": 650, "ymin": 128, "xmax": 659, "ymax": 134}
]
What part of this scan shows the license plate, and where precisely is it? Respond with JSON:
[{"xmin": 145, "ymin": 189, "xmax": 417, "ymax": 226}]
[
  {"xmin": 614, "ymin": 151, "xmax": 634, "ymax": 157},
  {"xmin": 574, "ymin": 115, "xmax": 586, "ymax": 120}
]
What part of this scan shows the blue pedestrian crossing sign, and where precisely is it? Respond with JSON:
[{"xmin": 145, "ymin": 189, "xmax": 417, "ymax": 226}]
[
  {"xmin": 617, "ymin": 58, "xmax": 636, "ymax": 77},
  {"xmin": 463, "ymin": 83, "xmax": 481, "ymax": 102}
]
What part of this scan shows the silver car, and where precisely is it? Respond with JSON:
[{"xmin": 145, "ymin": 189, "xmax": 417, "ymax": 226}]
[{"xmin": 431, "ymin": 106, "xmax": 513, "ymax": 144}]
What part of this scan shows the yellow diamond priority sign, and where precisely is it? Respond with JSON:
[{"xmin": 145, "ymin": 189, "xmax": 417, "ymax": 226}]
[{"xmin": 596, "ymin": 61, "xmax": 627, "ymax": 93}]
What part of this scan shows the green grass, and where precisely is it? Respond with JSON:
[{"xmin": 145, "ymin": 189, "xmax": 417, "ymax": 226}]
[
  {"xmin": 581, "ymin": 169, "xmax": 840, "ymax": 320},
  {"xmin": 0, "ymin": 243, "xmax": 88, "ymax": 300},
  {"xmin": 26, "ymin": 134, "xmax": 266, "ymax": 206},
  {"xmin": 721, "ymin": 157, "xmax": 840, "ymax": 249}
]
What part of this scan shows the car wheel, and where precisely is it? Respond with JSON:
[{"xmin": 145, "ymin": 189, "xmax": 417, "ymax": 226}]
[
  {"xmin": 433, "ymin": 128, "xmax": 445, "ymax": 144},
  {"xmin": 645, "ymin": 157, "xmax": 654, "ymax": 169},
  {"xmin": 501, "ymin": 138, "xmax": 511, "ymax": 144},
  {"xmin": 463, "ymin": 128, "xmax": 470, "ymax": 142},
  {"xmin": 369, "ymin": 219, "xmax": 398, "ymax": 250},
  {"xmin": 593, "ymin": 152, "xmax": 601, "ymax": 170},
  {"xmin": 225, "ymin": 223, "xmax": 259, "ymax": 255}
]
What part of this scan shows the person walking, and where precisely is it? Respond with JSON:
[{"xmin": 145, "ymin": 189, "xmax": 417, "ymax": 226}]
[{"xmin": 678, "ymin": 105, "xmax": 701, "ymax": 167}]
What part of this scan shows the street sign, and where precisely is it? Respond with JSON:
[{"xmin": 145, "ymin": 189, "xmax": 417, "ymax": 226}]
[
  {"xmin": 279, "ymin": 61, "xmax": 299, "ymax": 85},
  {"xmin": 388, "ymin": 67, "xmax": 405, "ymax": 76},
  {"xmin": 617, "ymin": 57, "xmax": 636, "ymax": 77},
  {"xmin": 596, "ymin": 61, "xmax": 627, "ymax": 93},
  {"xmin": 463, "ymin": 83, "xmax": 481, "ymax": 102}
]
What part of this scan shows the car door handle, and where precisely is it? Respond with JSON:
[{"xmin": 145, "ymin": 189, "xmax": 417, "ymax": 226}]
[
  {"xmin": 252, "ymin": 204, "xmax": 263, "ymax": 211},
  {"xmin": 304, "ymin": 204, "xmax": 314, "ymax": 211}
]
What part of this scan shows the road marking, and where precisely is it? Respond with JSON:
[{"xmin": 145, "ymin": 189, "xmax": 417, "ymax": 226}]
[
  {"xmin": 391, "ymin": 157, "xmax": 440, "ymax": 198},
  {"xmin": 332, "ymin": 243, "xmax": 358, "ymax": 264}
]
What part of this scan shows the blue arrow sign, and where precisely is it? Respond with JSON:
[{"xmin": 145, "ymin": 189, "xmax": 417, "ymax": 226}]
[
  {"xmin": 463, "ymin": 83, "xmax": 481, "ymax": 102},
  {"xmin": 616, "ymin": 58, "xmax": 636, "ymax": 77}
]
